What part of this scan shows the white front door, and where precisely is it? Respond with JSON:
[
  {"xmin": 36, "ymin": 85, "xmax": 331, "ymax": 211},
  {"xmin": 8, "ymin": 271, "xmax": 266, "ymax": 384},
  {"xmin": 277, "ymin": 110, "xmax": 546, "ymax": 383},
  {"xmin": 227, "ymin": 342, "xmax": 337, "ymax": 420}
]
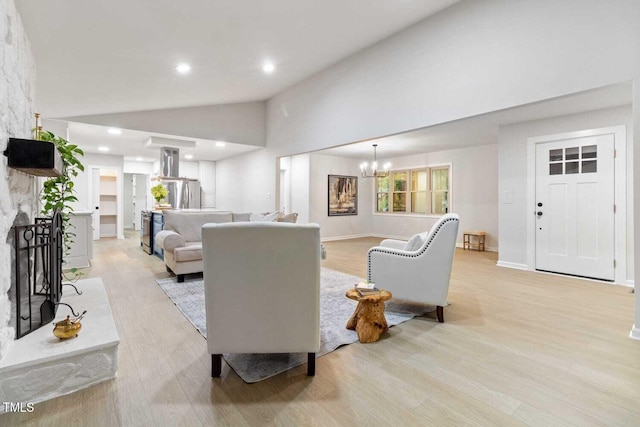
[{"xmin": 535, "ymin": 135, "xmax": 615, "ymax": 281}]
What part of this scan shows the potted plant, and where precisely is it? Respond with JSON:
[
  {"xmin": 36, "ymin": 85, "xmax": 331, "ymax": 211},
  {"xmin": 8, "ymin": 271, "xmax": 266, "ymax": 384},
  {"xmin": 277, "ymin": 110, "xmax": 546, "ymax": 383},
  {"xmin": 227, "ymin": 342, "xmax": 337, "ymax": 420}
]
[
  {"xmin": 151, "ymin": 183, "xmax": 168, "ymax": 207},
  {"xmin": 37, "ymin": 129, "xmax": 84, "ymax": 256},
  {"xmin": 35, "ymin": 127, "xmax": 85, "ymax": 282}
]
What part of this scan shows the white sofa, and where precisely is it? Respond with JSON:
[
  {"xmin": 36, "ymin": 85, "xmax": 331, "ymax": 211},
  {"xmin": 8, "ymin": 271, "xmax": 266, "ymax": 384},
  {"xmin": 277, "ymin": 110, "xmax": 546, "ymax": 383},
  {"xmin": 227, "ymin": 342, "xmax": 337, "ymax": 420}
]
[
  {"xmin": 367, "ymin": 213, "xmax": 460, "ymax": 322},
  {"xmin": 155, "ymin": 211, "xmax": 245, "ymax": 282},
  {"xmin": 156, "ymin": 210, "xmax": 298, "ymax": 282},
  {"xmin": 202, "ymin": 222, "xmax": 321, "ymax": 377}
]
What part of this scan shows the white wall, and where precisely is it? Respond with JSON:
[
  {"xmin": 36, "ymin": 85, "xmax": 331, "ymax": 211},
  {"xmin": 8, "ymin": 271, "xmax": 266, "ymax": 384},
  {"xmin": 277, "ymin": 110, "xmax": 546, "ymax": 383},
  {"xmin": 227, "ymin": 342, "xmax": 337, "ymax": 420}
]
[
  {"xmin": 266, "ymin": 0, "xmax": 640, "ymax": 158},
  {"xmin": 289, "ymin": 154, "xmax": 310, "ymax": 223},
  {"xmin": 198, "ymin": 161, "xmax": 216, "ymax": 208},
  {"xmin": 217, "ymin": 0, "xmax": 639, "ymax": 244},
  {"xmin": 498, "ymin": 106, "xmax": 633, "ymax": 278},
  {"xmin": 308, "ymin": 153, "xmax": 372, "ymax": 239},
  {"xmin": 370, "ymin": 144, "xmax": 499, "ymax": 248},
  {"xmin": 216, "ymin": 149, "xmax": 276, "ymax": 213}
]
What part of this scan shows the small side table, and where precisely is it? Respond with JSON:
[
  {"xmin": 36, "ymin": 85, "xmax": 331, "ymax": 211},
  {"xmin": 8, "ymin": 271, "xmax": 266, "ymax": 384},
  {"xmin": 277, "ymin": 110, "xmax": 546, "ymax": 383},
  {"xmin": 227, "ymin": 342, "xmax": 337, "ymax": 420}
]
[
  {"xmin": 463, "ymin": 231, "xmax": 486, "ymax": 251},
  {"xmin": 345, "ymin": 289, "xmax": 392, "ymax": 343}
]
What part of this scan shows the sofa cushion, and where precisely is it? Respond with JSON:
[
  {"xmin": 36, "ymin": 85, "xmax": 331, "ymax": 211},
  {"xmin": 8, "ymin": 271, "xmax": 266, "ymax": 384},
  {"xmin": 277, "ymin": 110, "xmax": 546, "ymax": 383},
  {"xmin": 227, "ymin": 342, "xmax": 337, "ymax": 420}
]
[
  {"xmin": 174, "ymin": 243, "xmax": 203, "ymax": 262},
  {"xmin": 250, "ymin": 211, "xmax": 280, "ymax": 222},
  {"xmin": 232, "ymin": 212, "xmax": 251, "ymax": 222},
  {"xmin": 164, "ymin": 211, "xmax": 233, "ymax": 242},
  {"xmin": 277, "ymin": 212, "xmax": 298, "ymax": 223}
]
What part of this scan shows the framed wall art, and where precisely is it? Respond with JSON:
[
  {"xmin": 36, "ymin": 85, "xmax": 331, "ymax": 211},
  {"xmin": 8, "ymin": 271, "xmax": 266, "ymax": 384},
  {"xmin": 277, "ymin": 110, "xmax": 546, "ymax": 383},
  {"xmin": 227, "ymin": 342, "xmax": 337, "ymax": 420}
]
[{"xmin": 328, "ymin": 175, "xmax": 358, "ymax": 216}]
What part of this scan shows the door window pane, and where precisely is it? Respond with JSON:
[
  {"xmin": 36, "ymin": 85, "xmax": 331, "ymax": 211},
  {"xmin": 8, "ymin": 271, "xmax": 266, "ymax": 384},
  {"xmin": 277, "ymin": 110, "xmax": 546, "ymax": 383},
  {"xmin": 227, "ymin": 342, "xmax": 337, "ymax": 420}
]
[
  {"xmin": 565, "ymin": 147, "xmax": 579, "ymax": 160},
  {"xmin": 549, "ymin": 163, "xmax": 563, "ymax": 175},
  {"xmin": 566, "ymin": 161, "xmax": 579, "ymax": 174},
  {"xmin": 582, "ymin": 145, "xmax": 597, "ymax": 159},
  {"xmin": 582, "ymin": 160, "xmax": 597, "ymax": 173},
  {"xmin": 549, "ymin": 149, "xmax": 563, "ymax": 161}
]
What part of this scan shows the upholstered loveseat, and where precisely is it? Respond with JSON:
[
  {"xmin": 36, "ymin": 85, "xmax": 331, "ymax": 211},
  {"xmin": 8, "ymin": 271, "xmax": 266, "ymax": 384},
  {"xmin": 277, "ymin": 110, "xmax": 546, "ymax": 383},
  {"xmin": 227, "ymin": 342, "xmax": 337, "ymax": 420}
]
[{"xmin": 156, "ymin": 210, "xmax": 298, "ymax": 282}]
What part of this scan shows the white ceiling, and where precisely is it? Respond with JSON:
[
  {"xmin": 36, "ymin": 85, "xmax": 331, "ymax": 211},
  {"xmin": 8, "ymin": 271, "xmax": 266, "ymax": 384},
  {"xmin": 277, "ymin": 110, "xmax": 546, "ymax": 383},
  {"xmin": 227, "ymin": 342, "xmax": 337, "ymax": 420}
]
[
  {"xmin": 17, "ymin": 0, "xmax": 460, "ymax": 118},
  {"xmin": 17, "ymin": 2, "xmax": 632, "ymax": 164},
  {"xmin": 57, "ymin": 121, "xmax": 260, "ymax": 163}
]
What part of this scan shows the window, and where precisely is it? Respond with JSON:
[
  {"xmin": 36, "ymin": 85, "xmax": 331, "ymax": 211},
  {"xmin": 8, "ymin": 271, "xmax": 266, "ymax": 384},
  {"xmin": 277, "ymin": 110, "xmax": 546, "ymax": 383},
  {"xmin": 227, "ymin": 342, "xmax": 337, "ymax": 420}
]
[{"xmin": 376, "ymin": 166, "xmax": 450, "ymax": 214}]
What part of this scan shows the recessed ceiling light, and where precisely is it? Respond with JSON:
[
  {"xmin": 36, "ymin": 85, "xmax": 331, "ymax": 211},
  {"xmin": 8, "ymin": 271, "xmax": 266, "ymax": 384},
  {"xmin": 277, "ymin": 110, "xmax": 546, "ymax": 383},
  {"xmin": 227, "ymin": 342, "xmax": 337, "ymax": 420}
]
[
  {"xmin": 98, "ymin": 146, "xmax": 109, "ymax": 152},
  {"xmin": 215, "ymin": 142, "xmax": 226, "ymax": 147},
  {"xmin": 184, "ymin": 154, "xmax": 193, "ymax": 159},
  {"xmin": 135, "ymin": 157, "xmax": 143, "ymax": 161},
  {"xmin": 176, "ymin": 63, "xmax": 191, "ymax": 74},
  {"xmin": 107, "ymin": 128, "xmax": 121, "ymax": 135},
  {"xmin": 262, "ymin": 62, "xmax": 275, "ymax": 74}
]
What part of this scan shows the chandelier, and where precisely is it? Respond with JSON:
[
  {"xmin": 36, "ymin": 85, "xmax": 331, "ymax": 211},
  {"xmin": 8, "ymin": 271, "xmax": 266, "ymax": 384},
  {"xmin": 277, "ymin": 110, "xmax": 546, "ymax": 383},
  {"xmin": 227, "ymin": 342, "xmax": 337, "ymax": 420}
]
[{"xmin": 360, "ymin": 144, "xmax": 390, "ymax": 178}]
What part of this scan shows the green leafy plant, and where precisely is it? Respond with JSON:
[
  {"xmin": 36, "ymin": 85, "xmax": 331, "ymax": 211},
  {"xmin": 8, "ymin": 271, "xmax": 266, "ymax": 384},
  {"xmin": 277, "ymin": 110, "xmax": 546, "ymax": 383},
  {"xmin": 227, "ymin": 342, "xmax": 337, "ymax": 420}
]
[
  {"xmin": 151, "ymin": 183, "xmax": 168, "ymax": 203},
  {"xmin": 36, "ymin": 130, "xmax": 85, "ymax": 258}
]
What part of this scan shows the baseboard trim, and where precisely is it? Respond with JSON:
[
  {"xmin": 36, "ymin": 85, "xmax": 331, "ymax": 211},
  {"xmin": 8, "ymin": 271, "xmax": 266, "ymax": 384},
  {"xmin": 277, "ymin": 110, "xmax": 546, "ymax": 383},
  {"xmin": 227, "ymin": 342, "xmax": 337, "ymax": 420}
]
[
  {"xmin": 369, "ymin": 233, "xmax": 407, "ymax": 241},
  {"xmin": 496, "ymin": 261, "xmax": 529, "ymax": 270},
  {"xmin": 455, "ymin": 242, "xmax": 498, "ymax": 252},
  {"xmin": 321, "ymin": 234, "xmax": 371, "ymax": 242},
  {"xmin": 626, "ymin": 280, "xmax": 635, "ymax": 287},
  {"xmin": 629, "ymin": 325, "xmax": 640, "ymax": 341}
]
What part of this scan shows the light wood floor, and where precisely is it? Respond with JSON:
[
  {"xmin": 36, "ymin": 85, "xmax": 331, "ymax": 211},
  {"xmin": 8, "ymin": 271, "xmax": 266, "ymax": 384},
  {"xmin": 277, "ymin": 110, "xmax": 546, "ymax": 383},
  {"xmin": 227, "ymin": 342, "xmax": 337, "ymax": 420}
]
[{"xmin": 2, "ymin": 232, "xmax": 640, "ymax": 426}]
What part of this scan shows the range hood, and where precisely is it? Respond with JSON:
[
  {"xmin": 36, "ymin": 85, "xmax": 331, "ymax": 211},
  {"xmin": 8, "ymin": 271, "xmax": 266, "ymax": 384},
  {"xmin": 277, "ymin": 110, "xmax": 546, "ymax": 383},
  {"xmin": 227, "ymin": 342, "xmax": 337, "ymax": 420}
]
[
  {"xmin": 4, "ymin": 138, "xmax": 63, "ymax": 177},
  {"xmin": 160, "ymin": 147, "xmax": 179, "ymax": 177}
]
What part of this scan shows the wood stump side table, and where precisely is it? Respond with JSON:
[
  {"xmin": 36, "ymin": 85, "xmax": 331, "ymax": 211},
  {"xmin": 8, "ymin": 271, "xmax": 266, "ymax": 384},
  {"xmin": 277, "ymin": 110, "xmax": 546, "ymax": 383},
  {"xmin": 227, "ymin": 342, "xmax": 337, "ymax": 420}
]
[{"xmin": 345, "ymin": 289, "xmax": 392, "ymax": 343}]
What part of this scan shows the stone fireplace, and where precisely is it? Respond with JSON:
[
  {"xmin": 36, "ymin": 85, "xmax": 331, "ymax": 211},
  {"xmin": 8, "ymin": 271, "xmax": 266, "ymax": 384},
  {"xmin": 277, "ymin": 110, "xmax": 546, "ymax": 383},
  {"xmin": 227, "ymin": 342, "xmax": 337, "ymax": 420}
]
[
  {"xmin": 0, "ymin": 4, "xmax": 119, "ymax": 410},
  {"xmin": 0, "ymin": 0, "xmax": 38, "ymax": 361}
]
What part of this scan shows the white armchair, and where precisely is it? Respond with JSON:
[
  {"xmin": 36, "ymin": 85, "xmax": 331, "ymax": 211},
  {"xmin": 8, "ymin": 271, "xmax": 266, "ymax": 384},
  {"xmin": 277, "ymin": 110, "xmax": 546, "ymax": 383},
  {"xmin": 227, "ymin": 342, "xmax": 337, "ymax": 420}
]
[
  {"xmin": 367, "ymin": 213, "xmax": 460, "ymax": 323},
  {"xmin": 202, "ymin": 221, "xmax": 321, "ymax": 378}
]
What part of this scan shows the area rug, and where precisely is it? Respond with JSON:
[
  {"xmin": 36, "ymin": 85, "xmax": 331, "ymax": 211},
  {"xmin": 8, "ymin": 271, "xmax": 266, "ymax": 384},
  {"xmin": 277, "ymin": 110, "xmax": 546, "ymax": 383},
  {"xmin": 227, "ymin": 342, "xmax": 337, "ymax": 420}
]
[{"xmin": 156, "ymin": 268, "xmax": 431, "ymax": 383}]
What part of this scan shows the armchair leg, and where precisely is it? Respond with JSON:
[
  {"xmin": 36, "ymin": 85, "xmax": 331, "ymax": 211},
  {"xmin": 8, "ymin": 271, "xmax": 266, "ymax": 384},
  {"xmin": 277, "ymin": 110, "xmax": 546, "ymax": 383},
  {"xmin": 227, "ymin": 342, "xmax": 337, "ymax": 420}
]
[
  {"xmin": 307, "ymin": 353, "xmax": 316, "ymax": 376},
  {"xmin": 212, "ymin": 354, "xmax": 222, "ymax": 377},
  {"xmin": 436, "ymin": 306, "xmax": 444, "ymax": 323},
  {"xmin": 177, "ymin": 274, "xmax": 185, "ymax": 283}
]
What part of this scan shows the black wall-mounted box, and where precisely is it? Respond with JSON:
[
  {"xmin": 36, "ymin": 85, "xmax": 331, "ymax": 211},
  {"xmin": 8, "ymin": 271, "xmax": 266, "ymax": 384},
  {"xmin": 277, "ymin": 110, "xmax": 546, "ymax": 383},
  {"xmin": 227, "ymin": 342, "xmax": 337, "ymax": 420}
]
[{"xmin": 4, "ymin": 138, "xmax": 63, "ymax": 177}]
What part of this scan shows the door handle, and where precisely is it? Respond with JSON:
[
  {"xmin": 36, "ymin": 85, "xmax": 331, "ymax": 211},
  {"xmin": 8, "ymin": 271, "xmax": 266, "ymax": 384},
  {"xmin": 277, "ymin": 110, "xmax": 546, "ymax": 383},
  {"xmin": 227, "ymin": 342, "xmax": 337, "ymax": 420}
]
[{"xmin": 537, "ymin": 211, "xmax": 543, "ymax": 217}]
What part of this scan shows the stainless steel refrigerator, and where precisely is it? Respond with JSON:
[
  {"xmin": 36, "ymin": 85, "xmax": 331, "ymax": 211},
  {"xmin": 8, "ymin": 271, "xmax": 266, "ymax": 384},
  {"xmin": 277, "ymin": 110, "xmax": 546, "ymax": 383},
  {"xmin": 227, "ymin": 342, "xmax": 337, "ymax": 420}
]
[{"xmin": 165, "ymin": 179, "xmax": 201, "ymax": 209}]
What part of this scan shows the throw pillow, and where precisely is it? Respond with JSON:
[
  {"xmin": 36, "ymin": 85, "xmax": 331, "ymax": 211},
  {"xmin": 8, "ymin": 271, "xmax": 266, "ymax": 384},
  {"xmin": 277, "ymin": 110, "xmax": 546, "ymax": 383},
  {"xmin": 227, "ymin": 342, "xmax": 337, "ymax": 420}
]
[
  {"xmin": 277, "ymin": 212, "xmax": 298, "ymax": 223},
  {"xmin": 404, "ymin": 233, "xmax": 423, "ymax": 251},
  {"xmin": 250, "ymin": 211, "xmax": 280, "ymax": 222}
]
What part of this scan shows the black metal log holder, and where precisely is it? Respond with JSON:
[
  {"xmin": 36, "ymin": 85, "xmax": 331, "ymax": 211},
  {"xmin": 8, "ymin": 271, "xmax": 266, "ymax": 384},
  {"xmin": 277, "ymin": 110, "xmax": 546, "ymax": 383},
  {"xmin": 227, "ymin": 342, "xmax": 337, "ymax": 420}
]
[{"xmin": 12, "ymin": 210, "xmax": 63, "ymax": 339}]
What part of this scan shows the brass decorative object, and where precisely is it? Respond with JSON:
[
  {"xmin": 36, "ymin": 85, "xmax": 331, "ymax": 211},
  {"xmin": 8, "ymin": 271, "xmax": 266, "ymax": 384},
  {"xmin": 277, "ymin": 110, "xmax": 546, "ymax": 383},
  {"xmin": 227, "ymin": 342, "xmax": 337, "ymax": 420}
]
[
  {"xmin": 34, "ymin": 113, "xmax": 40, "ymax": 140},
  {"xmin": 53, "ymin": 311, "xmax": 85, "ymax": 340}
]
